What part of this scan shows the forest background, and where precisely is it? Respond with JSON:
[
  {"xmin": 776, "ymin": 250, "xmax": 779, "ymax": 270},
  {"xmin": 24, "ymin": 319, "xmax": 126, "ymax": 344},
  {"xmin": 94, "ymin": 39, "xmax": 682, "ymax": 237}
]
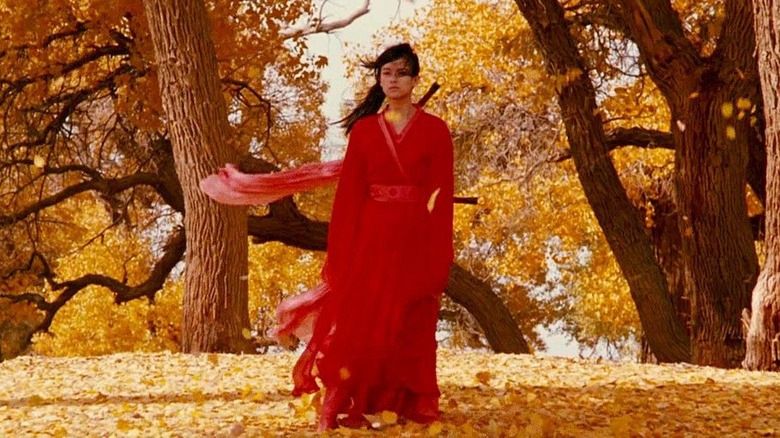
[{"xmin": 1, "ymin": 0, "xmax": 779, "ymax": 372}]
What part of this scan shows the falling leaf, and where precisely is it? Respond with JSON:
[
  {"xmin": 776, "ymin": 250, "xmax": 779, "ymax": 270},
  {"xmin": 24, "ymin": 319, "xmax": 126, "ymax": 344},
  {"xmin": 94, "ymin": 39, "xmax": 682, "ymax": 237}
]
[
  {"xmin": 721, "ymin": 102, "xmax": 734, "ymax": 118},
  {"xmin": 736, "ymin": 97, "xmax": 752, "ymax": 110},
  {"xmin": 688, "ymin": 91, "xmax": 700, "ymax": 99},
  {"xmin": 726, "ymin": 125, "xmax": 736, "ymax": 140},
  {"xmin": 427, "ymin": 188, "xmax": 440, "ymax": 213},
  {"xmin": 339, "ymin": 367, "xmax": 351, "ymax": 380},
  {"xmin": 241, "ymin": 328, "xmax": 252, "ymax": 339},
  {"xmin": 676, "ymin": 120, "xmax": 686, "ymax": 132},
  {"xmin": 381, "ymin": 410, "xmax": 398, "ymax": 425}
]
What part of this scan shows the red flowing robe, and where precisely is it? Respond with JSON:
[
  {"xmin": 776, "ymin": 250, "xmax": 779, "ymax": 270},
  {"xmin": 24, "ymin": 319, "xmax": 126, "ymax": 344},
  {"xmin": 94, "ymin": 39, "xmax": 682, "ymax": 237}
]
[{"xmin": 276, "ymin": 108, "xmax": 454, "ymax": 423}]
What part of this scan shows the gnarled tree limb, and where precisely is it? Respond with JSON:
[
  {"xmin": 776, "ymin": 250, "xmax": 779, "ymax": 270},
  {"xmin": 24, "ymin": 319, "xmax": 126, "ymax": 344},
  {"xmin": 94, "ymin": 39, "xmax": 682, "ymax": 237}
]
[{"xmin": 280, "ymin": 0, "xmax": 371, "ymax": 39}]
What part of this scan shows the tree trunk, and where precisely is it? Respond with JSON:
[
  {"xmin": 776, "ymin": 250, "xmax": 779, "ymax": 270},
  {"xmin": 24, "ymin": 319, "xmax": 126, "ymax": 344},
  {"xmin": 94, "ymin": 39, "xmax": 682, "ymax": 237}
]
[
  {"xmin": 447, "ymin": 264, "xmax": 530, "ymax": 353},
  {"xmin": 616, "ymin": 0, "xmax": 761, "ymax": 367},
  {"xmin": 744, "ymin": 0, "xmax": 780, "ymax": 371},
  {"xmin": 513, "ymin": 0, "xmax": 691, "ymax": 363},
  {"xmin": 674, "ymin": 94, "xmax": 757, "ymax": 367},
  {"xmin": 143, "ymin": 0, "xmax": 251, "ymax": 353},
  {"xmin": 641, "ymin": 181, "xmax": 690, "ymax": 363},
  {"xmin": 669, "ymin": 1, "xmax": 760, "ymax": 367}
]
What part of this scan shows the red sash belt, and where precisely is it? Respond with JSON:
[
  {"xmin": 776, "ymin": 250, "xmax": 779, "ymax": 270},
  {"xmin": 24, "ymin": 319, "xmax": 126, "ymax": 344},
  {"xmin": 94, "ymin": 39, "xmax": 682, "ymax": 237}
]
[{"xmin": 369, "ymin": 184, "xmax": 421, "ymax": 202}]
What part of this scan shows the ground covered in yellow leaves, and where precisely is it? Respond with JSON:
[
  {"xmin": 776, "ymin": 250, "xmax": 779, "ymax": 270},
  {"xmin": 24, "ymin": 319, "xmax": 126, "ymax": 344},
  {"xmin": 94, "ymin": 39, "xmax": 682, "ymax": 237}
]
[{"xmin": 1, "ymin": 350, "xmax": 779, "ymax": 437}]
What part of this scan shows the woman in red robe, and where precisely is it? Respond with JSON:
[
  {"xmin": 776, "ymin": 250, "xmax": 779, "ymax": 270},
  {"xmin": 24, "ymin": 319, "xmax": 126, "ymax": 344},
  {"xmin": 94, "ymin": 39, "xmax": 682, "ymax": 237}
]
[
  {"xmin": 297, "ymin": 43, "xmax": 454, "ymax": 430},
  {"xmin": 204, "ymin": 43, "xmax": 454, "ymax": 431}
]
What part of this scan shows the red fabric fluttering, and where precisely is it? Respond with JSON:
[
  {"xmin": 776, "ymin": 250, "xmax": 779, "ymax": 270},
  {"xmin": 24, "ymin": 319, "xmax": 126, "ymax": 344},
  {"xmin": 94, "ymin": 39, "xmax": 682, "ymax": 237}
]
[{"xmin": 199, "ymin": 161, "xmax": 342, "ymax": 206}]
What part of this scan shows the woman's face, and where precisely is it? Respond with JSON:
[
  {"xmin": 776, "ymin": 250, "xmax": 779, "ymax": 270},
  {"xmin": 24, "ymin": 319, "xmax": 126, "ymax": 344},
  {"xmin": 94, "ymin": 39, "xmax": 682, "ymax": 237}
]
[{"xmin": 379, "ymin": 58, "xmax": 419, "ymax": 101}]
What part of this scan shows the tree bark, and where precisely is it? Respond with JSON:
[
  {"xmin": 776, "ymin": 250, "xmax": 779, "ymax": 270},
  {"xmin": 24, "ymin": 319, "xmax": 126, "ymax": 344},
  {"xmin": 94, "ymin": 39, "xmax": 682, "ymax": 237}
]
[
  {"xmin": 447, "ymin": 264, "xmax": 530, "ymax": 353},
  {"xmin": 143, "ymin": 0, "xmax": 251, "ymax": 353},
  {"xmin": 743, "ymin": 0, "xmax": 780, "ymax": 371},
  {"xmin": 513, "ymin": 0, "xmax": 691, "ymax": 363},
  {"xmin": 617, "ymin": 0, "xmax": 760, "ymax": 367},
  {"xmin": 641, "ymin": 181, "xmax": 690, "ymax": 363}
]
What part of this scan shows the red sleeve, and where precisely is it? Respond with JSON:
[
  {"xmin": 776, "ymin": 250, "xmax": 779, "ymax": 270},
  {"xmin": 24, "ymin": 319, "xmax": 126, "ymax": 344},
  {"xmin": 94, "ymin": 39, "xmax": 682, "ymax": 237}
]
[
  {"xmin": 426, "ymin": 118, "xmax": 455, "ymax": 291},
  {"xmin": 323, "ymin": 120, "xmax": 367, "ymax": 288}
]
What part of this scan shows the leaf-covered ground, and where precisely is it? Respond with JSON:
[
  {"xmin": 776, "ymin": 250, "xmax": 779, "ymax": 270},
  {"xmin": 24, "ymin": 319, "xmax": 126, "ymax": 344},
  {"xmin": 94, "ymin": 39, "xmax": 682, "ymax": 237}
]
[{"xmin": 1, "ymin": 350, "xmax": 779, "ymax": 437}]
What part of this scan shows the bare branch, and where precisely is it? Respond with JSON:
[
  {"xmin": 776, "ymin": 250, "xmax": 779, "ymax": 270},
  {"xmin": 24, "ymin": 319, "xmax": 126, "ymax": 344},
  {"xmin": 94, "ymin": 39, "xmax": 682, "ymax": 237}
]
[
  {"xmin": 551, "ymin": 127, "xmax": 674, "ymax": 162},
  {"xmin": 0, "ymin": 21, "xmax": 89, "ymax": 61},
  {"xmin": 223, "ymin": 78, "xmax": 274, "ymax": 157},
  {"xmin": 0, "ymin": 45, "xmax": 129, "ymax": 102},
  {"xmin": 279, "ymin": 0, "xmax": 371, "ymax": 39},
  {"xmin": 0, "ymin": 159, "xmax": 102, "ymax": 180},
  {"xmin": 0, "ymin": 172, "xmax": 161, "ymax": 226}
]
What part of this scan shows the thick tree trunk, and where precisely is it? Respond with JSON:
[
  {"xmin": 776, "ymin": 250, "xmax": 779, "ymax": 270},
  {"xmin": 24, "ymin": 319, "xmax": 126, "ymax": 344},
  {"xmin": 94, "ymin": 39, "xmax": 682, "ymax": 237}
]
[
  {"xmin": 617, "ymin": 0, "xmax": 761, "ymax": 367},
  {"xmin": 641, "ymin": 183, "xmax": 690, "ymax": 363},
  {"xmin": 744, "ymin": 0, "xmax": 780, "ymax": 371},
  {"xmin": 144, "ymin": 0, "xmax": 251, "ymax": 353},
  {"xmin": 513, "ymin": 0, "xmax": 691, "ymax": 363},
  {"xmin": 674, "ymin": 96, "xmax": 757, "ymax": 367},
  {"xmin": 668, "ymin": 1, "xmax": 760, "ymax": 367}
]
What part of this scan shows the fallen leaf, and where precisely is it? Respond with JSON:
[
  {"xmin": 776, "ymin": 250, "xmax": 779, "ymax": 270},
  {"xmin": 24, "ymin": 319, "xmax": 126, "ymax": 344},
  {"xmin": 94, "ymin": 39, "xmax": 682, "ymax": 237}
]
[
  {"xmin": 427, "ymin": 421, "xmax": 444, "ymax": 436},
  {"xmin": 427, "ymin": 188, "xmax": 440, "ymax": 213},
  {"xmin": 381, "ymin": 410, "xmax": 398, "ymax": 425}
]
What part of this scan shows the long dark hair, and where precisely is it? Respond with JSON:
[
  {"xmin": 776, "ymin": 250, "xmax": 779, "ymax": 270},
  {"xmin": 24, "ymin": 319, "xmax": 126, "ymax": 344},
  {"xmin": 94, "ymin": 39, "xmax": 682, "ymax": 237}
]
[{"xmin": 338, "ymin": 43, "xmax": 420, "ymax": 134}]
